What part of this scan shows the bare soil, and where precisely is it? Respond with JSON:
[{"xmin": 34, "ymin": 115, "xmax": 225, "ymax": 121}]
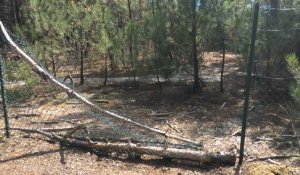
[{"xmin": 0, "ymin": 52, "xmax": 299, "ymax": 175}]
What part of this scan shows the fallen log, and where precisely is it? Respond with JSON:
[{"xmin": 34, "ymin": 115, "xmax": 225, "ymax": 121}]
[
  {"xmin": 12, "ymin": 128, "xmax": 236, "ymax": 166},
  {"xmin": 65, "ymin": 139, "xmax": 236, "ymax": 165},
  {"xmin": 0, "ymin": 21, "xmax": 199, "ymax": 146},
  {"xmin": 70, "ymin": 136, "xmax": 202, "ymax": 150}
]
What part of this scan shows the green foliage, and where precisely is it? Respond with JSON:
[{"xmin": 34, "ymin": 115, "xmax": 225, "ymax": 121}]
[
  {"xmin": 286, "ymin": 54, "xmax": 300, "ymax": 103},
  {"xmin": 14, "ymin": 0, "xmax": 270, "ymax": 86},
  {"xmin": 5, "ymin": 61, "xmax": 39, "ymax": 87},
  {"xmin": 3, "ymin": 60, "xmax": 38, "ymax": 103}
]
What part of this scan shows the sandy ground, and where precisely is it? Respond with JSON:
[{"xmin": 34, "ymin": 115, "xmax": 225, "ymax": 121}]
[{"xmin": 1, "ymin": 52, "xmax": 299, "ymax": 175}]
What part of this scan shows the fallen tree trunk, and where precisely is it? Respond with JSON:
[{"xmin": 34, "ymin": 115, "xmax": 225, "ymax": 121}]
[
  {"xmin": 0, "ymin": 21, "xmax": 199, "ymax": 146},
  {"xmin": 69, "ymin": 139, "xmax": 236, "ymax": 165},
  {"xmin": 13, "ymin": 128, "xmax": 236, "ymax": 166}
]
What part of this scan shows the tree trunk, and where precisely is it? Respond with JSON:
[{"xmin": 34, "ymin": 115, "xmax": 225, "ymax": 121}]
[
  {"xmin": 104, "ymin": 53, "xmax": 108, "ymax": 86},
  {"xmin": 127, "ymin": 0, "xmax": 137, "ymax": 85},
  {"xmin": 191, "ymin": 0, "xmax": 201, "ymax": 93},
  {"xmin": 0, "ymin": 0, "xmax": 14, "ymax": 30},
  {"xmin": 268, "ymin": 0, "xmax": 280, "ymax": 90},
  {"xmin": 295, "ymin": 30, "xmax": 300, "ymax": 60},
  {"xmin": 79, "ymin": 28, "xmax": 84, "ymax": 86},
  {"xmin": 138, "ymin": 0, "xmax": 143, "ymax": 19},
  {"xmin": 108, "ymin": 47, "xmax": 115, "ymax": 71},
  {"xmin": 50, "ymin": 37, "xmax": 56, "ymax": 77},
  {"xmin": 51, "ymin": 55, "xmax": 56, "ymax": 77},
  {"xmin": 80, "ymin": 47, "xmax": 84, "ymax": 86},
  {"xmin": 220, "ymin": 38, "xmax": 225, "ymax": 93},
  {"xmin": 155, "ymin": 46, "xmax": 163, "ymax": 96},
  {"xmin": 121, "ymin": 48, "xmax": 126, "ymax": 68},
  {"xmin": 13, "ymin": 0, "xmax": 21, "ymax": 24},
  {"xmin": 266, "ymin": 13, "xmax": 272, "ymax": 90},
  {"xmin": 152, "ymin": 0, "xmax": 162, "ymax": 95}
]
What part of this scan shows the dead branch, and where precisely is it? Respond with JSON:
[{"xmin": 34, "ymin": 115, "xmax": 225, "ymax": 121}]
[
  {"xmin": 12, "ymin": 127, "xmax": 235, "ymax": 165},
  {"xmin": 0, "ymin": 21, "xmax": 199, "ymax": 146},
  {"xmin": 266, "ymin": 159, "xmax": 281, "ymax": 165},
  {"xmin": 149, "ymin": 111, "xmax": 172, "ymax": 117},
  {"xmin": 166, "ymin": 120, "xmax": 181, "ymax": 133},
  {"xmin": 248, "ymin": 154, "xmax": 300, "ymax": 162},
  {"xmin": 62, "ymin": 124, "xmax": 86, "ymax": 138},
  {"xmin": 254, "ymin": 137, "xmax": 274, "ymax": 142},
  {"xmin": 12, "ymin": 113, "xmax": 40, "ymax": 119},
  {"xmin": 71, "ymin": 136, "xmax": 201, "ymax": 150},
  {"xmin": 93, "ymin": 99, "xmax": 109, "ymax": 103},
  {"xmin": 30, "ymin": 121, "xmax": 60, "ymax": 125},
  {"xmin": 65, "ymin": 101, "xmax": 81, "ymax": 104},
  {"xmin": 10, "ymin": 127, "xmax": 76, "ymax": 133}
]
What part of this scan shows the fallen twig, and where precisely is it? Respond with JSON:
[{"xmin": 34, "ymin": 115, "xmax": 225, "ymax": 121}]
[
  {"xmin": 12, "ymin": 113, "xmax": 39, "ymax": 119},
  {"xmin": 63, "ymin": 124, "xmax": 86, "ymax": 138},
  {"xmin": 220, "ymin": 102, "xmax": 226, "ymax": 110},
  {"xmin": 166, "ymin": 121, "xmax": 181, "ymax": 133},
  {"xmin": 248, "ymin": 154, "xmax": 300, "ymax": 162},
  {"xmin": 266, "ymin": 159, "xmax": 281, "ymax": 165},
  {"xmin": 254, "ymin": 137, "xmax": 274, "ymax": 142},
  {"xmin": 31, "ymin": 121, "xmax": 59, "ymax": 125},
  {"xmin": 149, "ymin": 111, "xmax": 172, "ymax": 117},
  {"xmin": 93, "ymin": 99, "xmax": 109, "ymax": 103},
  {"xmin": 9, "ymin": 127, "xmax": 76, "ymax": 133}
]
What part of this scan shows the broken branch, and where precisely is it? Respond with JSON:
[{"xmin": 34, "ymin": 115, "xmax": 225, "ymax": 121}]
[{"xmin": 248, "ymin": 154, "xmax": 300, "ymax": 162}]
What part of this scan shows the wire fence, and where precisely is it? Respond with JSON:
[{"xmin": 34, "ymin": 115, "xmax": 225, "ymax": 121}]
[
  {"xmin": 0, "ymin": 2, "xmax": 299, "ymax": 168},
  {"xmin": 253, "ymin": 5, "xmax": 298, "ymax": 101},
  {"xmin": 0, "ymin": 27, "xmax": 170, "ymax": 144},
  {"xmin": 247, "ymin": 4, "xmax": 300, "ymax": 158}
]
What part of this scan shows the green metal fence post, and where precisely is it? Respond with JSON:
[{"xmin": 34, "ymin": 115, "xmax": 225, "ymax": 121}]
[
  {"xmin": 238, "ymin": 2, "xmax": 259, "ymax": 165},
  {"xmin": 0, "ymin": 49, "xmax": 10, "ymax": 138}
]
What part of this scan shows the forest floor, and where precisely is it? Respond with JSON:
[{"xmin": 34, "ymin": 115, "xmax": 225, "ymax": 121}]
[{"xmin": 0, "ymin": 52, "xmax": 300, "ymax": 175}]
